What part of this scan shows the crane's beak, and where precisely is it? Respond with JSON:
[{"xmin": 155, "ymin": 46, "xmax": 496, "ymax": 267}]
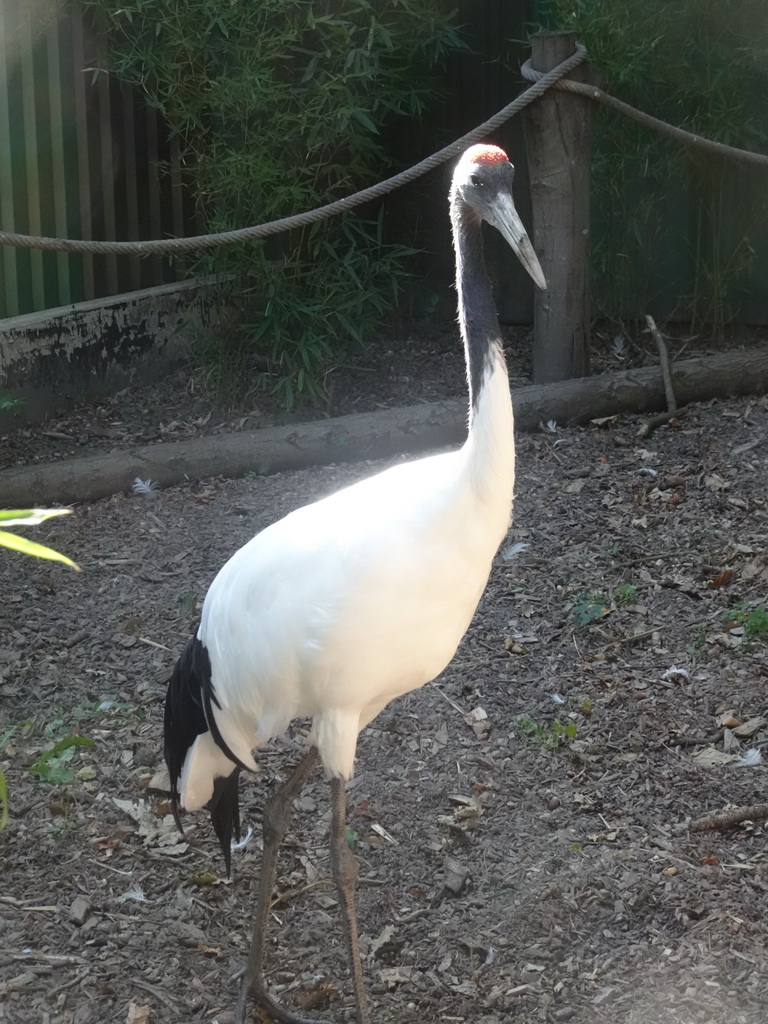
[{"xmin": 489, "ymin": 195, "xmax": 547, "ymax": 291}]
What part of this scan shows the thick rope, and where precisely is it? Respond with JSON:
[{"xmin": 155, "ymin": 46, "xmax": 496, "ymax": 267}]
[
  {"xmin": 520, "ymin": 58, "xmax": 768, "ymax": 170},
  {"xmin": 0, "ymin": 46, "xmax": 588, "ymax": 257},
  {"xmin": 4, "ymin": 40, "xmax": 766, "ymax": 258}
]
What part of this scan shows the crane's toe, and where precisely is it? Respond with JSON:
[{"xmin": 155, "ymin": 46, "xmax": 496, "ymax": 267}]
[{"xmin": 234, "ymin": 975, "xmax": 332, "ymax": 1024}]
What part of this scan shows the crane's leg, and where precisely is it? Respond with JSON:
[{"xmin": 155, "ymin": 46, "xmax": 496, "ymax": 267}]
[
  {"xmin": 329, "ymin": 776, "xmax": 371, "ymax": 1024},
  {"xmin": 235, "ymin": 745, "xmax": 325, "ymax": 1024}
]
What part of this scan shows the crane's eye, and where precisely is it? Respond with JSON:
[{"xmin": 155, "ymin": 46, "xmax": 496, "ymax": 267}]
[{"xmin": 469, "ymin": 172, "xmax": 484, "ymax": 187}]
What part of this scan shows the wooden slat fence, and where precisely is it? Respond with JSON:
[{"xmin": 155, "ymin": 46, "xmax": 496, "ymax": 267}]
[{"xmin": 0, "ymin": 0, "xmax": 197, "ymax": 319}]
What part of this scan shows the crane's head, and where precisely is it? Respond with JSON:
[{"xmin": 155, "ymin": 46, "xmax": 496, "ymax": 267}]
[{"xmin": 451, "ymin": 144, "xmax": 547, "ymax": 291}]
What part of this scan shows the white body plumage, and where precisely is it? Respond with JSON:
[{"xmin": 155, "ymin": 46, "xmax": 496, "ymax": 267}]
[
  {"xmin": 180, "ymin": 356, "xmax": 515, "ymax": 807},
  {"xmin": 165, "ymin": 143, "xmax": 546, "ymax": 1024}
]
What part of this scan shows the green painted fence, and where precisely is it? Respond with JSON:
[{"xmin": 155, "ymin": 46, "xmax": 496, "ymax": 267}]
[{"xmin": 0, "ymin": 0, "xmax": 198, "ymax": 319}]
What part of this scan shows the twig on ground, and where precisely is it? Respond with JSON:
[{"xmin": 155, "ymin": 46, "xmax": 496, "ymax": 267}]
[
  {"xmin": 594, "ymin": 626, "xmax": 663, "ymax": 653},
  {"xmin": 690, "ymin": 803, "xmax": 768, "ymax": 832},
  {"xmin": 1, "ymin": 951, "xmax": 84, "ymax": 965},
  {"xmin": 647, "ymin": 315, "xmax": 677, "ymax": 414},
  {"xmin": 48, "ymin": 970, "xmax": 89, "ymax": 999},
  {"xmin": 133, "ymin": 978, "xmax": 183, "ymax": 1013},
  {"xmin": 671, "ymin": 730, "xmax": 724, "ymax": 748},
  {"xmin": 639, "ymin": 316, "xmax": 686, "ymax": 437}
]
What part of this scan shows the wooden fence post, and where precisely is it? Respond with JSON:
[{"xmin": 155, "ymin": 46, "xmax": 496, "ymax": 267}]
[{"xmin": 523, "ymin": 31, "xmax": 593, "ymax": 384}]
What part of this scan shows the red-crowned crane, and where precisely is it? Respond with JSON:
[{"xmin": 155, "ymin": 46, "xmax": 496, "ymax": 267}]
[{"xmin": 164, "ymin": 143, "xmax": 546, "ymax": 1024}]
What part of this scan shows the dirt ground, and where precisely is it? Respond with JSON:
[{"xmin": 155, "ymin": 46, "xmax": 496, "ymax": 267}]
[{"xmin": 2, "ymin": 327, "xmax": 768, "ymax": 1024}]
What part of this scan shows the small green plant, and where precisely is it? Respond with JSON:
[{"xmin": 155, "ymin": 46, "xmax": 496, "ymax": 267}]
[
  {"xmin": 46, "ymin": 700, "xmax": 140, "ymax": 741},
  {"xmin": 686, "ymin": 625, "xmax": 709, "ymax": 661},
  {"xmin": 726, "ymin": 603, "xmax": 768, "ymax": 641},
  {"xmin": 0, "ymin": 722, "xmax": 23, "ymax": 828},
  {"xmin": 26, "ymin": 735, "xmax": 96, "ymax": 785},
  {"xmin": 177, "ymin": 592, "xmax": 198, "ymax": 618},
  {"xmin": 578, "ymin": 696, "xmax": 594, "ymax": 717},
  {"xmin": 744, "ymin": 606, "xmax": 768, "ymax": 640},
  {"xmin": 0, "ymin": 393, "xmax": 25, "ymax": 412},
  {"xmin": 614, "ymin": 583, "xmax": 638, "ymax": 604},
  {"xmin": 519, "ymin": 714, "xmax": 577, "ymax": 751},
  {"xmin": 571, "ymin": 592, "xmax": 611, "ymax": 628}
]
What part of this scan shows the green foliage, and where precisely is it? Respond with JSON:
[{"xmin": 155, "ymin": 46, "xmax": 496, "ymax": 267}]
[
  {"xmin": 45, "ymin": 700, "xmax": 141, "ymax": 740},
  {"xmin": 0, "ymin": 393, "xmax": 24, "ymax": 412},
  {"xmin": 571, "ymin": 584, "xmax": 636, "ymax": 629},
  {"xmin": 726, "ymin": 602, "xmax": 768, "ymax": 641},
  {"xmin": 177, "ymin": 591, "xmax": 199, "ymax": 619},
  {"xmin": 0, "ymin": 724, "xmax": 25, "ymax": 829},
  {"xmin": 686, "ymin": 625, "xmax": 709, "ymax": 661},
  {"xmin": 26, "ymin": 736, "xmax": 96, "ymax": 785},
  {"xmin": 85, "ymin": 0, "xmax": 464, "ymax": 406},
  {"xmin": 571, "ymin": 592, "xmax": 611, "ymax": 628},
  {"xmin": 614, "ymin": 582, "xmax": 638, "ymax": 604},
  {"xmin": 519, "ymin": 714, "xmax": 577, "ymax": 751},
  {"xmin": 743, "ymin": 605, "xmax": 768, "ymax": 640},
  {"xmin": 538, "ymin": 0, "xmax": 768, "ymax": 334}
]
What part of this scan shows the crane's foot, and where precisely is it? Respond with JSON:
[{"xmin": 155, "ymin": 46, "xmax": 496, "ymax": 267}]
[{"xmin": 234, "ymin": 971, "xmax": 330, "ymax": 1024}]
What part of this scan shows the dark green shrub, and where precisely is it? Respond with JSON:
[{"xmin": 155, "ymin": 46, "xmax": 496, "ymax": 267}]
[{"xmin": 86, "ymin": 0, "xmax": 464, "ymax": 405}]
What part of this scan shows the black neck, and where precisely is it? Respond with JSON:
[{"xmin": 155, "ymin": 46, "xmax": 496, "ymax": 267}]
[{"xmin": 451, "ymin": 199, "xmax": 503, "ymax": 413}]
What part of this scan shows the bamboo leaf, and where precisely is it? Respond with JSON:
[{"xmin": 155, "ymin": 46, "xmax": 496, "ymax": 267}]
[
  {"xmin": 0, "ymin": 530, "xmax": 79, "ymax": 570},
  {"xmin": 0, "ymin": 508, "xmax": 72, "ymax": 527}
]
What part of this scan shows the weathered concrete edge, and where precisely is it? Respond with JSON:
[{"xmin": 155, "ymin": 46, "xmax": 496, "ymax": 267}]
[{"xmin": 0, "ymin": 277, "xmax": 222, "ymax": 430}]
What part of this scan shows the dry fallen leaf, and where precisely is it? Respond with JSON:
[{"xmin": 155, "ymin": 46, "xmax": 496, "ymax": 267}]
[
  {"xmin": 565, "ymin": 479, "xmax": 586, "ymax": 494},
  {"xmin": 369, "ymin": 924, "xmax": 396, "ymax": 959},
  {"xmin": 733, "ymin": 717, "xmax": 768, "ymax": 738},
  {"xmin": 741, "ymin": 558, "xmax": 767, "ymax": 581},
  {"xmin": 125, "ymin": 1003, "xmax": 150, "ymax": 1024},
  {"xmin": 295, "ymin": 979, "xmax": 341, "ymax": 1011},
  {"xmin": 707, "ymin": 569, "xmax": 733, "ymax": 589},
  {"xmin": 464, "ymin": 705, "xmax": 490, "ymax": 739},
  {"xmin": 443, "ymin": 856, "xmax": 471, "ymax": 894},
  {"xmin": 704, "ymin": 473, "xmax": 730, "ymax": 492},
  {"xmin": 504, "ymin": 637, "xmax": 525, "ymax": 655},
  {"xmin": 692, "ymin": 747, "xmax": 738, "ymax": 767},
  {"xmin": 377, "ymin": 967, "xmax": 422, "ymax": 990},
  {"xmin": 196, "ymin": 942, "xmax": 221, "ymax": 956}
]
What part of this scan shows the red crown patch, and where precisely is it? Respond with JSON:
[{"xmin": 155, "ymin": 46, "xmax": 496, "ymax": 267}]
[{"xmin": 465, "ymin": 144, "xmax": 508, "ymax": 165}]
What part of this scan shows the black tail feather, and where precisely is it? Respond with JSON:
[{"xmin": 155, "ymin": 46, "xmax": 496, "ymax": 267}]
[
  {"xmin": 209, "ymin": 768, "xmax": 242, "ymax": 876},
  {"xmin": 164, "ymin": 634, "xmax": 210, "ymax": 804},
  {"xmin": 164, "ymin": 634, "xmax": 250, "ymax": 872}
]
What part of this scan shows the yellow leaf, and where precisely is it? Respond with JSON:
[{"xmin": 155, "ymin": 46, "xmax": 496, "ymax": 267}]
[{"xmin": 0, "ymin": 530, "xmax": 79, "ymax": 570}]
